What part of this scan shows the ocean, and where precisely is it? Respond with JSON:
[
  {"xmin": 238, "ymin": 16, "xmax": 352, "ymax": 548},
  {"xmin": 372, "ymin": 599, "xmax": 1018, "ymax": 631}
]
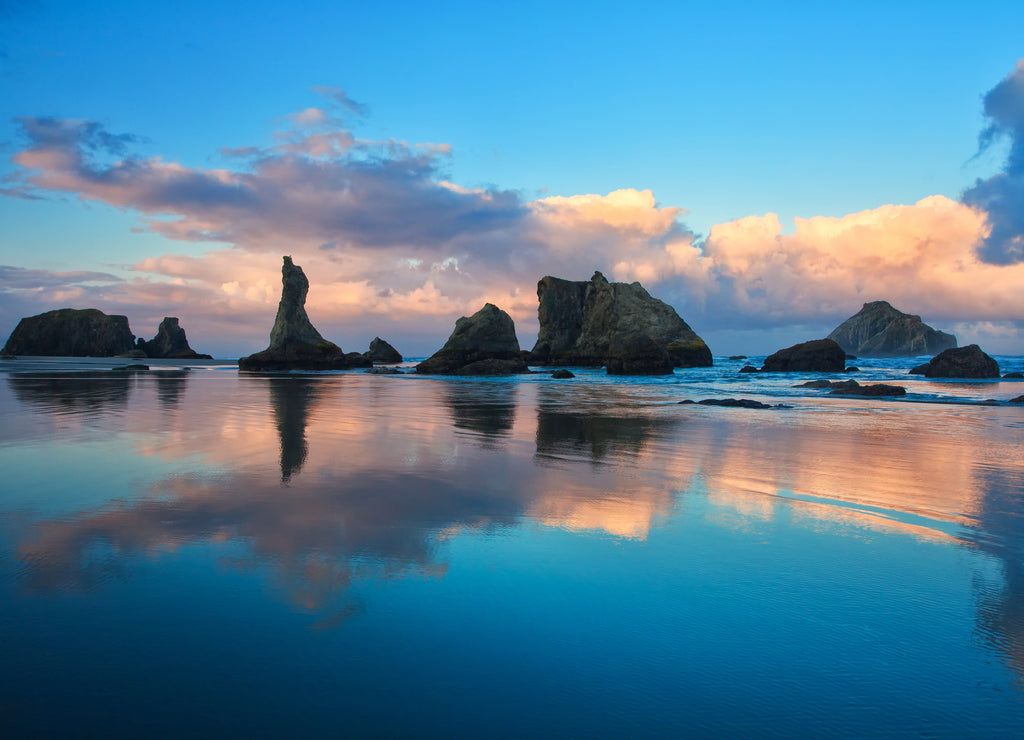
[{"xmin": 1, "ymin": 355, "xmax": 1023, "ymax": 738}]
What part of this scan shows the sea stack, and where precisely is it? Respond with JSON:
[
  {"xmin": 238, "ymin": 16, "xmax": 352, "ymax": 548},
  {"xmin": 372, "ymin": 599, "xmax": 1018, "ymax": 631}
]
[
  {"xmin": 761, "ymin": 339, "xmax": 847, "ymax": 372},
  {"xmin": 828, "ymin": 301, "xmax": 956, "ymax": 357},
  {"xmin": 2, "ymin": 308, "xmax": 135, "ymax": 357},
  {"xmin": 138, "ymin": 317, "xmax": 212, "ymax": 359},
  {"xmin": 364, "ymin": 337, "xmax": 403, "ymax": 363},
  {"xmin": 529, "ymin": 271, "xmax": 712, "ymax": 375},
  {"xmin": 238, "ymin": 256, "xmax": 370, "ymax": 371},
  {"xmin": 416, "ymin": 303, "xmax": 530, "ymax": 375}
]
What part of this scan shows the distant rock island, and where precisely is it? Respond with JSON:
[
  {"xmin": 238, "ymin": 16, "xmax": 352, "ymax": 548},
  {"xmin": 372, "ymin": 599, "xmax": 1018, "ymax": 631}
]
[
  {"xmin": 529, "ymin": 271, "xmax": 712, "ymax": 375},
  {"xmin": 239, "ymin": 256, "xmax": 371, "ymax": 371},
  {"xmin": 828, "ymin": 301, "xmax": 956, "ymax": 357},
  {"xmin": 416, "ymin": 303, "xmax": 529, "ymax": 375},
  {"xmin": 2, "ymin": 308, "xmax": 136, "ymax": 357},
  {"xmin": 137, "ymin": 317, "xmax": 212, "ymax": 359}
]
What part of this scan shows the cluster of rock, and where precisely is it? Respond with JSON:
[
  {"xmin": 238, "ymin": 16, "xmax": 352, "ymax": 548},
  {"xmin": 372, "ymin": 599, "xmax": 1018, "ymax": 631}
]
[
  {"xmin": 795, "ymin": 379, "xmax": 906, "ymax": 397},
  {"xmin": 528, "ymin": 272, "xmax": 712, "ymax": 375},
  {"xmin": 1, "ymin": 308, "xmax": 210, "ymax": 359},
  {"xmin": 828, "ymin": 301, "xmax": 957, "ymax": 357}
]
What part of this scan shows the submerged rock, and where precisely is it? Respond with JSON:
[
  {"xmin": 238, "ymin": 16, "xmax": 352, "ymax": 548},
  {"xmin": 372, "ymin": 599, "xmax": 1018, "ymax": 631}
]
[
  {"xmin": 761, "ymin": 339, "xmax": 846, "ymax": 372},
  {"xmin": 551, "ymin": 369, "xmax": 575, "ymax": 379},
  {"xmin": 2, "ymin": 308, "xmax": 136, "ymax": 357},
  {"xmin": 679, "ymin": 398, "xmax": 785, "ymax": 409},
  {"xmin": 529, "ymin": 271, "xmax": 712, "ymax": 375},
  {"xmin": 1003, "ymin": 372, "xmax": 1023, "ymax": 379},
  {"xmin": 364, "ymin": 367, "xmax": 404, "ymax": 375},
  {"xmin": 911, "ymin": 344, "xmax": 1000, "ymax": 379},
  {"xmin": 138, "ymin": 317, "xmax": 212, "ymax": 359},
  {"xmin": 239, "ymin": 257, "xmax": 370, "ymax": 371},
  {"xmin": 738, "ymin": 365, "xmax": 760, "ymax": 374},
  {"xmin": 828, "ymin": 300, "xmax": 956, "ymax": 357},
  {"xmin": 416, "ymin": 303, "xmax": 530, "ymax": 375},
  {"xmin": 364, "ymin": 337, "xmax": 403, "ymax": 363},
  {"xmin": 829, "ymin": 383, "xmax": 907, "ymax": 397}
]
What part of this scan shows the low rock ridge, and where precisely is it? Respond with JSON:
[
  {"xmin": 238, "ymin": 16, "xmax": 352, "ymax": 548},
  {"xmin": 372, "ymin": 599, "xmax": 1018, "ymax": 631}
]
[
  {"xmin": 2, "ymin": 308, "xmax": 136, "ymax": 357},
  {"xmin": 239, "ymin": 256, "xmax": 371, "ymax": 371},
  {"xmin": 529, "ymin": 271, "xmax": 712, "ymax": 375},
  {"xmin": 828, "ymin": 300, "xmax": 956, "ymax": 357},
  {"xmin": 416, "ymin": 303, "xmax": 529, "ymax": 375}
]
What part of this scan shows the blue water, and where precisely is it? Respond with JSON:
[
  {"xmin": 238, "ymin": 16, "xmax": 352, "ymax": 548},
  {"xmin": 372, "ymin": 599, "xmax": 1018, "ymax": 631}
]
[{"xmin": 1, "ymin": 358, "xmax": 1023, "ymax": 738}]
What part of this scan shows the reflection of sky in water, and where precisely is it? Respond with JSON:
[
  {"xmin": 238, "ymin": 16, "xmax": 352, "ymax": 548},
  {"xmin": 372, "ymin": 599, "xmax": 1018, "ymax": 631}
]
[{"xmin": 1, "ymin": 369, "xmax": 1023, "ymax": 736}]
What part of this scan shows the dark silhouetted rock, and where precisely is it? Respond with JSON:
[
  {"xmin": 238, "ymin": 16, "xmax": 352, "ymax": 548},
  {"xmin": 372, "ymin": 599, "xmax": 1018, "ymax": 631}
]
[
  {"xmin": 828, "ymin": 300, "xmax": 957, "ymax": 357},
  {"xmin": 761, "ymin": 339, "xmax": 846, "ymax": 372},
  {"xmin": 2, "ymin": 308, "xmax": 136, "ymax": 357},
  {"xmin": 364, "ymin": 367, "xmax": 404, "ymax": 375},
  {"xmin": 364, "ymin": 337, "xmax": 402, "ymax": 363},
  {"xmin": 844, "ymin": 366, "xmax": 860, "ymax": 372},
  {"xmin": 830, "ymin": 383, "xmax": 907, "ymax": 397},
  {"xmin": 1009, "ymin": 395, "xmax": 1024, "ymax": 403},
  {"xmin": 728, "ymin": 355, "xmax": 747, "ymax": 360},
  {"xmin": 1003, "ymin": 372, "xmax": 1024, "ymax": 379},
  {"xmin": 416, "ymin": 303, "xmax": 529, "ymax": 375},
  {"xmin": 529, "ymin": 271, "xmax": 711, "ymax": 375},
  {"xmin": 909, "ymin": 362, "xmax": 929, "ymax": 375},
  {"xmin": 739, "ymin": 365, "xmax": 759, "ymax": 373},
  {"xmin": 551, "ymin": 369, "xmax": 575, "ymax": 379},
  {"xmin": 239, "ymin": 257, "xmax": 371, "ymax": 371},
  {"xmin": 914, "ymin": 344, "xmax": 1000, "ymax": 379},
  {"xmin": 680, "ymin": 398, "xmax": 784, "ymax": 409},
  {"xmin": 795, "ymin": 379, "xmax": 860, "ymax": 390},
  {"xmin": 138, "ymin": 317, "xmax": 212, "ymax": 359}
]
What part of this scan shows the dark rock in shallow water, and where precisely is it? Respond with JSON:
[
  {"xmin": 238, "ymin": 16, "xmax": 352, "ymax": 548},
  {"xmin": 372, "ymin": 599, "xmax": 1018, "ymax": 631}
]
[
  {"xmin": 2, "ymin": 308, "xmax": 135, "ymax": 357},
  {"xmin": 239, "ymin": 257, "xmax": 370, "ymax": 371},
  {"xmin": 830, "ymin": 383, "xmax": 906, "ymax": 397},
  {"xmin": 138, "ymin": 317, "xmax": 212, "ymax": 359},
  {"xmin": 680, "ymin": 398, "xmax": 784, "ymax": 409},
  {"xmin": 364, "ymin": 337, "xmax": 402, "ymax": 363},
  {"xmin": 729, "ymin": 355, "xmax": 747, "ymax": 360},
  {"xmin": 529, "ymin": 271, "xmax": 711, "ymax": 374},
  {"xmin": 1003, "ymin": 372, "xmax": 1024, "ymax": 379},
  {"xmin": 909, "ymin": 362, "xmax": 929, "ymax": 375},
  {"xmin": 844, "ymin": 366, "xmax": 860, "ymax": 372},
  {"xmin": 416, "ymin": 303, "xmax": 529, "ymax": 375},
  {"xmin": 915, "ymin": 344, "xmax": 1000, "ymax": 379},
  {"xmin": 364, "ymin": 367, "xmax": 404, "ymax": 375},
  {"xmin": 1009, "ymin": 395, "xmax": 1024, "ymax": 403},
  {"xmin": 795, "ymin": 379, "xmax": 859, "ymax": 390},
  {"xmin": 551, "ymin": 369, "xmax": 575, "ymax": 379},
  {"xmin": 761, "ymin": 339, "xmax": 846, "ymax": 372},
  {"xmin": 738, "ymin": 365, "xmax": 759, "ymax": 373},
  {"xmin": 828, "ymin": 300, "xmax": 957, "ymax": 357}
]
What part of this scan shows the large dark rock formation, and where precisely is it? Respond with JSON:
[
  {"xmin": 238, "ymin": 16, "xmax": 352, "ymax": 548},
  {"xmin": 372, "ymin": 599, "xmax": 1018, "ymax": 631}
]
[
  {"xmin": 2, "ymin": 308, "xmax": 135, "ymax": 356},
  {"xmin": 364, "ymin": 337, "xmax": 402, "ymax": 363},
  {"xmin": 828, "ymin": 301, "xmax": 956, "ymax": 357},
  {"xmin": 238, "ymin": 256, "xmax": 370, "ymax": 371},
  {"xmin": 137, "ymin": 317, "xmax": 212, "ymax": 359},
  {"xmin": 761, "ymin": 339, "xmax": 846, "ymax": 372},
  {"xmin": 529, "ymin": 271, "xmax": 711, "ymax": 375},
  {"xmin": 416, "ymin": 303, "xmax": 529, "ymax": 375},
  {"xmin": 908, "ymin": 344, "xmax": 1000, "ymax": 378}
]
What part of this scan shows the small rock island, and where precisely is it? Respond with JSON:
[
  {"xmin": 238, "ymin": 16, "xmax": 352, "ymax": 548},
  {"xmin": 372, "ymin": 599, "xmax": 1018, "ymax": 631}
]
[
  {"xmin": 2, "ymin": 308, "xmax": 136, "ymax": 356},
  {"xmin": 416, "ymin": 303, "xmax": 529, "ymax": 375},
  {"xmin": 238, "ymin": 256, "xmax": 371, "ymax": 371},
  {"xmin": 828, "ymin": 301, "xmax": 956, "ymax": 357},
  {"xmin": 137, "ymin": 317, "xmax": 212, "ymax": 359},
  {"xmin": 529, "ymin": 271, "xmax": 712, "ymax": 375}
]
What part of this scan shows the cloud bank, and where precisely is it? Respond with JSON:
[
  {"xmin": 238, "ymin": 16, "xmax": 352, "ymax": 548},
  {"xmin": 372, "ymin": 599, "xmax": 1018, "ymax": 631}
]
[{"xmin": 4, "ymin": 67, "xmax": 1024, "ymax": 356}]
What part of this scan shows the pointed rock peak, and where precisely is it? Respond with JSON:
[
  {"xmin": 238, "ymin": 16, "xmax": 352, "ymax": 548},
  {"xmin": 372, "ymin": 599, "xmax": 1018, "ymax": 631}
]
[{"xmin": 590, "ymin": 271, "xmax": 608, "ymax": 284}]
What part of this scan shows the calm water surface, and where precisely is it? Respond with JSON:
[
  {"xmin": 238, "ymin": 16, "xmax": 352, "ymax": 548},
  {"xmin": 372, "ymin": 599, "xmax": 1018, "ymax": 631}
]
[{"xmin": 1, "ymin": 360, "xmax": 1023, "ymax": 738}]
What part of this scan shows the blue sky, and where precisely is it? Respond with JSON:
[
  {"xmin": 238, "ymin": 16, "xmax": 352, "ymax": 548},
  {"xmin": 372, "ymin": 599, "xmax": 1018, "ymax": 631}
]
[{"xmin": 2, "ymin": 0, "xmax": 1023, "ymax": 356}]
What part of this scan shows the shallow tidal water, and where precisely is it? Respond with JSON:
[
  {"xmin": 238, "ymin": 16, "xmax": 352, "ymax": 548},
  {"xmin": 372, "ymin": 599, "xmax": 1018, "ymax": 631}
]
[{"xmin": 1, "ymin": 357, "xmax": 1023, "ymax": 738}]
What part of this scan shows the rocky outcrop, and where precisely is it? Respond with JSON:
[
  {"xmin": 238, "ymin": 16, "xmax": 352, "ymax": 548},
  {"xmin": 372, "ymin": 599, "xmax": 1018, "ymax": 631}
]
[
  {"xmin": 828, "ymin": 301, "xmax": 956, "ymax": 357},
  {"xmin": 529, "ymin": 271, "xmax": 711, "ymax": 375},
  {"xmin": 364, "ymin": 337, "xmax": 402, "ymax": 363},
  {"xmin": 2, "ymin": 308, "xmax": 135, "ymax": 356},
  {"xmin": 416, "ymin": 303, "xmax": 529, "ymax": 375},
  {"xmin": 238, "ymin": 257, "xmax": 370, "ymax": 371},
  {"xmin": 761, "ymin": 339, "xmax": 846, "ymax": 372},
  {"xmin": 137, "ymin": 317, "xmax": 212, "ymax": 359},
  {"xmin": 908, "ymin": 344, "xmax": 1000, "ymax": 378},
  {"xmin": 829, "ymin": 382, "xmax": 907, "ymax": 397}
]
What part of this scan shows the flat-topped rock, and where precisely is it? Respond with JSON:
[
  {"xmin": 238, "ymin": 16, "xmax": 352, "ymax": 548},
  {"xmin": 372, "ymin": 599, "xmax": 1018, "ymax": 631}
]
[
  {"xmin": 239, "ymin": 257, "xmax": 370, "ymax": 371},
  {"xmin": 529, "ymin": 271, "xmax": 711, "ymax": 375},
  {"xmin": 416, "ymin": 303, "xmax": 530, "ymax": 375},
  {"xmin": 761, "ymin": 339, "xmax": 846, "ymax": 372},
  {"xmin": 2, "ymin": 308, "xmax": 135, "ymax": 357},
  {"xmin": 828, "ymin": 300, "xmax": 956, "ymax": 357}
]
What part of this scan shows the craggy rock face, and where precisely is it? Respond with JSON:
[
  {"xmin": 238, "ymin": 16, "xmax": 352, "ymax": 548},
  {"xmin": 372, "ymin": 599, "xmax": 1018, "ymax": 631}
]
[
  {"xmin": 239, "ymin": 257, "xmax": 369, "ymax": 371},
  {"xmin": 918, "ymin": 344, "xmax": 1001, "ymax": 378},
  {"xmin": 2, "ymin": 308, "xmax": 135, "ymax": 357},
  {"xmin": 828, "ymin": 301, "xmax": 957, "ymax": 357},
  {"xmin": 530, "ymin": 271, "xmax": 712, "ymax": 374},
  {"xmin": 365, "ymin": 337, "xmax": 403, "ymax": 363},
  {"xmin": 416, "ymin": 303, "xmax": 529, "ymax": 375},
  {"xmin": 761, "ymin": 339, "xmax": 847, "ymax": 372},
  {"xmin": 139, "ymin": 317, "xmax": 212, "ymax": 359}
]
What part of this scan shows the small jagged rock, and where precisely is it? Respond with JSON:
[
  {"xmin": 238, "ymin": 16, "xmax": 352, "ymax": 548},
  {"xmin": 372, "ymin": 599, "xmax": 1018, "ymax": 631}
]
[
  {"xmin": 828, "ymin": 300, "xmax": 957, "ymax": 357},
  {"xmin": 761, "ymin": 339, "xmax": 846, "ymax": 372},
  {"xmin": 239, "ymin": 257, "xmax": 370, "ymax": 371},
  {"xmin": 551, "ymin": 369, "xmax": 575, "ymax": 379},
  {"xmin": 416, "ymin": 303, "xmax": 529, "ymax": 375},
  {"xmin": 2, "ymin": 308, "xmax": 135, "ymax": 357},
  {"xmin": 138, "ymin": 317, "xmax": 212, "ymax": 359},
  {"xmin": 913, "ymin": 344, "xmax": 1000, "ymax": 379},
  {"xmin": 364, "ymin": 337, "xmax": 403, "ymax": 363}
]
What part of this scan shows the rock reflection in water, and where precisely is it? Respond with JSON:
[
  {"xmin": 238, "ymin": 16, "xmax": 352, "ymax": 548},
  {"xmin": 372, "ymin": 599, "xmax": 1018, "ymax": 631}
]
[
  {"xmin": 7, "ymin": 372, "xmax": 136, "ymax": 415},
  {"xmin": 441, "ymin": 381, "xmax": 517, "ymax": 440},
  {"xmin": 264, "ymin": 376, "xmax": 321, "ymax": 482}
]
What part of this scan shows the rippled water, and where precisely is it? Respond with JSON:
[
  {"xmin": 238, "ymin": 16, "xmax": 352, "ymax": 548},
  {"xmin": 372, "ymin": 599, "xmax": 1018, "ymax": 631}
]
[{"xmin": 1, "ymin": 358, "xmax": 1023, "ymax": 738}]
